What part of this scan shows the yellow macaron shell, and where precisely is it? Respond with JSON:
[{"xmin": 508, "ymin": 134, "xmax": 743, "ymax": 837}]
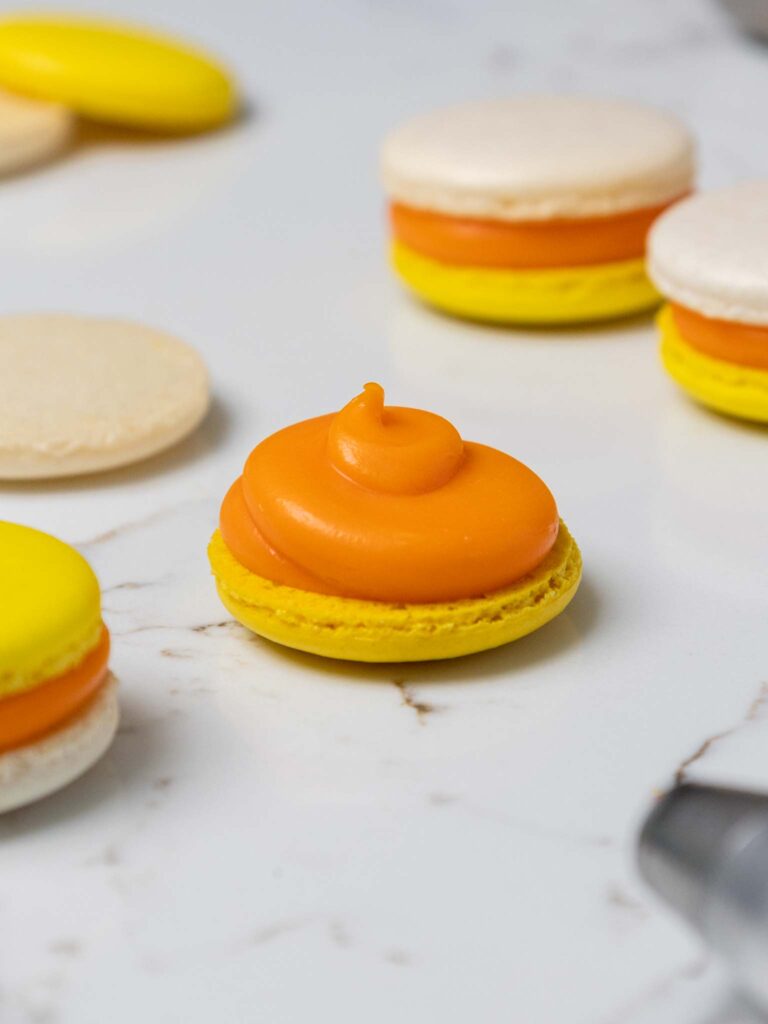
[
  {"xmin": 208, "ymin": 523, "xmax": 581, "ymax": 662},
  {"xmin": 392, "ymin": 241, "xmax": 660, "ymax": 324},
  {"xmin": 0, "ymin": 522, "xmax": 102, "ymax": 697},
  {"xmin": 658, "ymin": 306, "xmax": 768, "ymax": 422},
  {"xmin": 0, "ymin": 16, "xmax": 236, "ymax": 131}
]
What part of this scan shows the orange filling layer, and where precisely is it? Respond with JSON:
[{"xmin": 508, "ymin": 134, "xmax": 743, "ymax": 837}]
[
  {"xmin": 390, "ymin": 199, "xmax": 681, "ymax": 269},
  {"xmin": 220, "ymin": 384, "xmax": 559, "ymax": 604},
  {"xmin": 671, "ymin": 303, "xmax": 768, "ymax": 370},
  {"xmin": 0, "ymin": 627, "xmax": 110, "ymax": 754}
]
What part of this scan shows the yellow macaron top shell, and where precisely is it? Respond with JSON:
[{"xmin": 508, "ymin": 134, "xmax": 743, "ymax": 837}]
[
  {"xmin": 0, "ymin": 16, "xmax": 236, "ymax": 131},
  {"xmin": 0, "ymin": 522, "xmax": 102, "ymax": 697}
]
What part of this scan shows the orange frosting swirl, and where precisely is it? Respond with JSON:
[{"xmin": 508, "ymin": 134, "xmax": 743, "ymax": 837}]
[
  {"xmin": 220, "ymin": 384, "xmax": 559, "ymax": 603},
  {"xmin": 328, "ymin": 383, "xmax": 464, "ymax": 493}
]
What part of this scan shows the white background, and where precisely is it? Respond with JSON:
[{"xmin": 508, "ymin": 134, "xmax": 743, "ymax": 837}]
[{"xmin": 1, "ymin": 1, "xmax": 768, "ymax": 1021}]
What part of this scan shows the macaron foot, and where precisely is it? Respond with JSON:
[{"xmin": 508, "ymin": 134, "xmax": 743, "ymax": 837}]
[{"xmin": 208, "ymin": 522, "xmax": 582, "ymax": 663}]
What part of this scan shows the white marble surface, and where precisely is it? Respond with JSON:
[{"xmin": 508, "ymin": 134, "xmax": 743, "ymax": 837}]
[{"xmin": 1, "ymin": 0, "xmax": 768, "ymax": 1021}]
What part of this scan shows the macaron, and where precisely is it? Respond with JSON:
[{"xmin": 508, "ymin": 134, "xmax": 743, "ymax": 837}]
[
  {"xmin": 649, "ymin": 182, "xmax": 768, "ymax": 423},
  {"xmin": 208, "ymin": 383, "xmax": 581, "ymax": 662},
  {"xmin": 0, "ymin": 522, "xmax": 117, "ymax": 812},
  {"xmin": 0, "ymin": 88, "xmax": 72, "ymax": 175},
  {"xmin": 0, "ymin": 314, "xmax": 210, "ymax": 479},
  {"xmin": 0, "ymin": 15, "xmax": 236, "ymax": 133},
  {"xmin": 381, "ymin": 96, "xmax": 695, "ymax": 324}
]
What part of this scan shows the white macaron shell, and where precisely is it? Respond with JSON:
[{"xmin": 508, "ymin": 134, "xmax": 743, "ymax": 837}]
[
  {"xmin": 0, "ymin": 88, "xmax": 72, "ymax": 176},
  {"xmin": 0, "ymin": 675, "xmax": 118, "ymax": 813},
  {"xmin": 0, "ymin": 314, "xmax": 210, "ymax": 478},
  {"xmin": 649, "ymin": 181, "xmax": 768, "ymax": 325},
  {"xmin": 381, "ymin": 96, "xmax": 695, "ymax": 221}
]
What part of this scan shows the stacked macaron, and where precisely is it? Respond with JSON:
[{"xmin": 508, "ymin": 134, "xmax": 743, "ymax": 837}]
[
  {"xmin": 208, "ymin": 383, "xmax": 581, "ymax": 662},
  {"xmin": 0, "ymin": 14, "xmax": 237, "ymax": 176},
  {"xmin": 382, "ymin": 96, "xmax": 695, "ymax": 324},
  {"xmin": 649, "ymin": 182, "xmax": 768, "ymax": 423},
  {"xmin": 0, "ymin": 522, "xmax": 117, "ymax": 812}
]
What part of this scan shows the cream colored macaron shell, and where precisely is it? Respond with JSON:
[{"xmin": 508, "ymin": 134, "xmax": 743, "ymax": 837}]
[
  {"xmin": 382, "ymin": 96, "xmax": 694, "ymax": 221},
  {"xmin": 0, "ymin": 314, "xmax": 209, "ymax": 478},
  {"xmin": 0, "ymin": 674, "xmax": 118, "ymax": 813},
  {"xmin": 649, "ymin": 181, "xmax": 768, "ymax": 324},
  {"xmin": 0, "ymin": 88, "xmax": 72, "ymax": 175}
]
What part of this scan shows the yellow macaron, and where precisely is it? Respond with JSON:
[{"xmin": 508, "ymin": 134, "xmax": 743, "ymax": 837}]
[
  {"xmin": 382, "ymin": 96, "xmax": 695, "ymax": 325},
  {"xmin": 0, "ymin": 15, "xmax": 237, "ymax": 132},
  {"xmin": 208, "ymin": 384, "xmax": 582, "ymax": 662},
  {"xmin": 0, "ymin": 522, "xmax": 117, "ymax": 811},
  {"xmin": 209, "ymin": 522, "xmax": 581, "ymax": 663},
  {"xmin": 0, "ymin": 314, "xmax": 210, "ymax": 480}
]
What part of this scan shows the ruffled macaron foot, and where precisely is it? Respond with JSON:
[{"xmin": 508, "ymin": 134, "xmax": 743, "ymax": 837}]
[{"xmin": 209, "ymin": 523, "xmax": 581, "ymax": 662}]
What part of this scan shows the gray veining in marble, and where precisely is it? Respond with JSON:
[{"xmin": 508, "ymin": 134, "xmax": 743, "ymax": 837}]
[{"xmin": 1, "ymin": 1, "xmax": 768, "ymax": 1022}]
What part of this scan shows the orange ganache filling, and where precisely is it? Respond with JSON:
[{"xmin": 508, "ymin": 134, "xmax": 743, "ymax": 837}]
[
  {"xmin": 220, "ymin": 384, "xmax": 559, "ymax": 604},
  {"xmin": 390, "ymin": 199, "xmax": 681, "ymax": 269},
  {"xmin": 0, "ymin": 627, "xmax": 110, "ymax": 754},
  {"xmin": 671, "ymin": 303, "xmax": 768, "ymax": 371}
]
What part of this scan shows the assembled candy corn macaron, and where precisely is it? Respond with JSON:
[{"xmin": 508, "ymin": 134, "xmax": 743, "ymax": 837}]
[
  {"xmin": 0, "ymin": 14, "xmax": 237, "ymax": 132},
  {"xmin": 649, "ymin": 182, "xmax": 768, "ymax": 423},
  {"xmin": 0, "ymin": 522, "xmax": 117, "ymax": 812},
  {"xmin": 209, "ymin": 384, "xmax": 581, "ymax": 662},
  {"xmin": 382, "ymin": 96, "xmax": 695, "ymax": 324}
]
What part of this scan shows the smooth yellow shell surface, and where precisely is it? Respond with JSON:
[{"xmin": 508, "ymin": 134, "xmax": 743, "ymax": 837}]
[
  {"xmin": 0, "ymin": 16, "xmax": 236, "ymax": 131},
  {"xmin": 0, "ymin": 522, "xmax": 102, "ymax": 696},
  {"xmin": 392, "ymin": 241, "xmax": 660, "ymax": 325}
]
